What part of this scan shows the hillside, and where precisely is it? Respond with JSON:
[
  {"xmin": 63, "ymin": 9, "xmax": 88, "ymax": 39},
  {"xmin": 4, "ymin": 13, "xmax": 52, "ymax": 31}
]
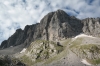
[
  {"xmin": 14, "ymin": 34, "xmax": 100, "ymax": 66},
  {"xmin": 0, "ymin": 10, "xmax": 100, "ymax": 66}
]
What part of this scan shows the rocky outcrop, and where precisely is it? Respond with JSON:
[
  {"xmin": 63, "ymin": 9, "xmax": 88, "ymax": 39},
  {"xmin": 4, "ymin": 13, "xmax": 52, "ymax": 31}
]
[
  {"xmin": 20, "ymin": 40, "xmax": 63, "ymax": 65},
  {"xmin": 82, "ymin": 18, "xmax": 100, "ymax": 37},
  {"xmin": 0, "ymin": 9, "xmax": 100, "ymax": 49}
]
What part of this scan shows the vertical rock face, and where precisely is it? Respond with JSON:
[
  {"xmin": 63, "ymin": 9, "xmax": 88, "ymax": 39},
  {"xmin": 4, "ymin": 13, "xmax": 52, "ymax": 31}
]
[
  {"xmin": 48, "ymin": 10, "xmax": 72, "ymax": 40},
  {"xmin": 82, "ymin": 18, "xmax": 100, "ymax": 36},
  {"xmin": 1, "ymin": 9, "xmax": 100, "ymax": 49},
  {"xmin": 40, "ymin": 9, "xmax": 83, "ymax": 41},
  {"xmin": 39, "ymin": 12, "xmax": 55, "ymax": 40}
]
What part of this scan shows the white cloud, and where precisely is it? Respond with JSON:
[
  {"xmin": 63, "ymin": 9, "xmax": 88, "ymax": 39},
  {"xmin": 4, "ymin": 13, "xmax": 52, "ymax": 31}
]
[{"xmin": 0, "ymin": 0, "xmax": 100, "ymax": 44}]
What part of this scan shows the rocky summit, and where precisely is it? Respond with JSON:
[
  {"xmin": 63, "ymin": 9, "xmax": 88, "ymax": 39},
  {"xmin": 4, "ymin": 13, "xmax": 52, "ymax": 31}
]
[{"xmin": 0, "ymin": 9, "xmax": 100, "ymax": 66}]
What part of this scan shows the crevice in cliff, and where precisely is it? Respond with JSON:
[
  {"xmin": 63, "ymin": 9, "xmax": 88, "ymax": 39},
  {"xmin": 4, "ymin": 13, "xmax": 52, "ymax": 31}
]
[{"xmin": 45, "ymin": 12, "xmax": 55, "ymax": 41}]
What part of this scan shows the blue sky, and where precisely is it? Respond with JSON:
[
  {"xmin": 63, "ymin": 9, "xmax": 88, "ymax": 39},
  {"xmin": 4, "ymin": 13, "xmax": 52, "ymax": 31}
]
[{"xmin": 0, "ymin": 0, "xmax": 100, "ymax": 44}]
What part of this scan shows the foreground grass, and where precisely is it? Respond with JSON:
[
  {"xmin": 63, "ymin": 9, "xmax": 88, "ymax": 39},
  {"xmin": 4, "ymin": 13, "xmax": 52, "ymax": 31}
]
[{"xmin": 20, "ymin": 55, "xmax": 33, "ymax": 66}]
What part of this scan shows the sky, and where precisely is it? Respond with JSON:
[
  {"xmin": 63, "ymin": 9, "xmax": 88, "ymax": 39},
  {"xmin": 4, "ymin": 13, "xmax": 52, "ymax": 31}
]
[{"xmin": 0, "ymin": 0, "xmax": 100, "ymax": 44}]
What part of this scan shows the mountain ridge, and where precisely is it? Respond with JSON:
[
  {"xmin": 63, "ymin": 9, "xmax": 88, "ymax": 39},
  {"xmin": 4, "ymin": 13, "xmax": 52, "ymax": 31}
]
[{"xmin": 0, "ymin": 9, "xmax": 100, "ymax": 49}]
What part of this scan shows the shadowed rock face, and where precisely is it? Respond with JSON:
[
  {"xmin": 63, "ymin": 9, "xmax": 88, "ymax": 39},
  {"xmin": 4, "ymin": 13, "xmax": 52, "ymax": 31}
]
[{"xmin": 0, "ymin": 9, "xmax": 100, "ymax": 49}]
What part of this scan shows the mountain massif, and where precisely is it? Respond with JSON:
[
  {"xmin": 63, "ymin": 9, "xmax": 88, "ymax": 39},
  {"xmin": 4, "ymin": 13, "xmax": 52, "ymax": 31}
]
[
  {"xmin": 1, "ymin": 9, "xmax": 100, "ymax": 49},
  {"xmin": 0, "ymin": 9, "xmax": 100, "ymax": 66}
]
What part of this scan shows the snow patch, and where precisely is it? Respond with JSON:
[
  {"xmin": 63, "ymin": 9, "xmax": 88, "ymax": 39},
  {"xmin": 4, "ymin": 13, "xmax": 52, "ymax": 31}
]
[
  {"xmin": 72, "ymin": 34, "xmax": 96, "ymax": 41},
  {"xmin": 81, "ymin": 59, "xmax": 91, "ymax": 66},
  {"xmin": 20, "ymin": 48, "xmax": 26, "ymax": 53},
  {"xmin": 74, "ymin": 34, "xmax": 95, "ymax": 39}
]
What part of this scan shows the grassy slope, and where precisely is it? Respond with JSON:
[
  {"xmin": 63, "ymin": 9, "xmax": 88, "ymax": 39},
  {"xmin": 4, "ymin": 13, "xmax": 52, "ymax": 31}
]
[
  {"xmin": 19, "ymin": 37, "xmax": 100, "ymax": 66},
  {"xmin": 69, "ymin": 37, "xmax": 100, "ymax": 65}
]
